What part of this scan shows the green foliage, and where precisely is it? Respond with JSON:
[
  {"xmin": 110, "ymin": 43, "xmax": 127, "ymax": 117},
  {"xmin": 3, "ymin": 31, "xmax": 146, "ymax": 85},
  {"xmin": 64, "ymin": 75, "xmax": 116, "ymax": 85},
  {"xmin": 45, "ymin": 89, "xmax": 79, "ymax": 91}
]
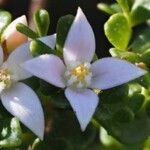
[
  {"xmin": 30, "ymin": 39, "xmax": 54, "ymax": 57},
  {"xmin": 95, "ymin": 85, "xmax": 150, "ymax": 144},
  {"xmin": 34, "ymin": 109, "xmax": 97, "ymax": 150},
  {"xmin": 97, "ymin": 3, "xmax": 121, "ymax": 15},
  {"xmin": 131, "ymin": 0, "xmax": 150, "ymax": 26},
  {"xmin": 104, "ymin": 13, "xmax": 132, "ymax": 50},
  {"xmin": 16, "ymin": 23, "xmax": 39, "ymax": 39},
  {"xmin": 34, "ymin": 9, "xmax": 50, "ymax": 37},
  {"xmin": 130, "ymin": 25, "xmax": 150, "ymax": 53},
  {"xmin": 0, "ymin": 10, "xmax": 12, "ymax": 41},
  {"xmin": 109, "ymin": 48, "xmax": 141, "ymax": 63},
  {"xmin": 116, "ymin": 0, "xmax": 130, "ymax": 14},
  {"xmin": 56, "ymin": 15, "xmax": 74, "ymax": 54},
  {"xmin": 0, "ymin": 118, "xmax": 22, "ymax": 148}
]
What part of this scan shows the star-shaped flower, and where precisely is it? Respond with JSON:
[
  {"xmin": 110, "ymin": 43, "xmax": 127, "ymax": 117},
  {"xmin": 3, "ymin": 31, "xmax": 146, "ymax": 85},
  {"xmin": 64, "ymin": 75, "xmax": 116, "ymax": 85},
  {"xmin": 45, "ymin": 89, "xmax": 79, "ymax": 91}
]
[
  {"xmin": 22, "ymin": 8, "xmax": 147, "ymax": 131},
  {"xmin": 0, "ymin": 14, "xmax": 57, "ymax": 139},
  {"xmin": 0, "ymin": 43, "xmax": 45, "ymax": 139}
]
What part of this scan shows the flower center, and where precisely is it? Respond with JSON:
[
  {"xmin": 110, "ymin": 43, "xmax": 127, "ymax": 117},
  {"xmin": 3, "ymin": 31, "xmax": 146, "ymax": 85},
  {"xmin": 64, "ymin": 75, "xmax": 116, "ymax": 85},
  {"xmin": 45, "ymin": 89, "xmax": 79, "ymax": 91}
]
[
  {"xmin": 0, "ymin": 68, "xmax": 12, "ymax": 93},
  {"xmin": 65, "ymin": 62, "xmax": 92, "ymax": 89}
]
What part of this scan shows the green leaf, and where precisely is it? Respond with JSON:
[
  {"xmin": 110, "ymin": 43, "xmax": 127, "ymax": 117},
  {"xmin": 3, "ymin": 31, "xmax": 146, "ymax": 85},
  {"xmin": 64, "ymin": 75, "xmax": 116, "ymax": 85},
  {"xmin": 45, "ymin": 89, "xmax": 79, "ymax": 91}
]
[
  {"xmin": 112, "ymin": 107, "xmax": 134, "ymax": 123},
  {"xmin": 31, "ymin": 138, "xmax": 41, "ymax": 150},
  {"xmin": 100, "ymin": 127, "xmax": 123, "ymax": 150},
  {"xmin": 0, "ymin": 10, "xmax": 12, "ymax": 41},
  {"xmin": 0, "ymin": 118, "xmax": 22, "ymax": 148},
  {"xmin": 141, "ymin": 48, "xmax": 150, "ymax": 66},
  {"xmin": 39, "ymin": 80, "xmax": 70, "ymax": 108},
  {"xmin": 56, "ymin": 15, "xmax": 74, "ymax": 54},
  {"xmin": 104, "ymin": 13, "xmax": 132, "ymax": 50},
  {"xmin": 109, "ymin": 48, "xmax": 141, "ymax": 63},
  {"xmin": 95, "ymin": 85, "xmax": 150, "ymax": 144},
  {"xmin": 30, "ymin": 39, "xmax": 54, "ymax": 57},
  {"xmin": 16, "ymin": 23, "xmax": 39, "ymax": 39},
  {"xmin": 97, "ymin": 3, "xmax": 121, "ymax": 15},
  {"xmin": 116, "ymin": 0, "xmax": 130, "ymax": 14},
  {"xmin": 130, "ymin": 25, "xmax": 150, "ymax": 53},
  {"xmin": 145, "ymin": 101, "xmax": 150, "ymax": 118},
  {"xmin": 50, "ymin": 109, "xmax": 97, "ymax": 150},
  {"xmin": 34, "ymin": 9, "xmax": 50, "ymax": 36},
  {"xmin": 23, "ymin": 77, "xmax": 40, "ymax": 91},
  {"xmin": 128, "ymin": 93, "xmax": 145, "ymax": 114},
  {"xmin": 131, "ymin": 0, "xmax": 150, "ymax": 26},
  {"xmin": 36, "ymin": 109, "xmax": 97, "ymax": 150}
]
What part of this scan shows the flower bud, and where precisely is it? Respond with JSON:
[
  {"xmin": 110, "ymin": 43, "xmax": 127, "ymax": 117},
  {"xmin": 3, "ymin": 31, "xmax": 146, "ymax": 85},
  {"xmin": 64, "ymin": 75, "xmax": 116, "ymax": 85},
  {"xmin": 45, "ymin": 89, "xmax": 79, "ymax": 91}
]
[{"xmin": 1, "ymin": 15, "xmax": 28, "ymax": 55}]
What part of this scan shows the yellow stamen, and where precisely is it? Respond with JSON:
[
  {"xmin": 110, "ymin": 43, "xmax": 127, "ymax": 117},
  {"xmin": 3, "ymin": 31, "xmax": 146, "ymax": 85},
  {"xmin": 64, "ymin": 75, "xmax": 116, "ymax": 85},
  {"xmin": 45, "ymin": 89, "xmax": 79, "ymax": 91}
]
[
  {"xmin": 0, "ymin": 69, "xmax": 12, "ymax": 91},
  {"xmin": 71, "ymin": 64, "xmax": 89, "ymax": 81},
  {"xmin": 65, "ymin": 62, "xmax": 92, "ymax": 89}
]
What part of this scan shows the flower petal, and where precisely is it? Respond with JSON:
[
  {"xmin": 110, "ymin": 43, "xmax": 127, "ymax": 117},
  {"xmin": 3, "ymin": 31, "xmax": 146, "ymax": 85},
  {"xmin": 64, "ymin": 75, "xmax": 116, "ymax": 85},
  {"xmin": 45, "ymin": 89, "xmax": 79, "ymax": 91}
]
[
  {"xmin": 63, "ymin": 7, "xmax": 95, "ymax": 66},
  {"xmin": 4, "ymin": 42, "xmax": 32, "ymax": 81},
  {"xmin": 90, "ymin": 57, "xmax": 147, "ymax": 90},
  {"xmin": 3, "ymin": 34, "xmax": 57, "ymax": 81},
  {"xmin": 0, "ymin": 46, "xmax": 4, "ymax": 65},
  {"xmin": 1, "ymin": 82, "xmax": 44, "ymax": 140},
  {"xmin": 1, "ymin": 15, "xmax": 28, "ymax": 54},
  {"xmin": 40, "ymin": 34, "xmax": 56, "ymax": 49},
  {"xmin": 22, "ymin": 54, "xmax": 66, "ymax": 88},
  {"xmin": 65, "ymin": 88, "xmax": 99, "ymax": 131}
]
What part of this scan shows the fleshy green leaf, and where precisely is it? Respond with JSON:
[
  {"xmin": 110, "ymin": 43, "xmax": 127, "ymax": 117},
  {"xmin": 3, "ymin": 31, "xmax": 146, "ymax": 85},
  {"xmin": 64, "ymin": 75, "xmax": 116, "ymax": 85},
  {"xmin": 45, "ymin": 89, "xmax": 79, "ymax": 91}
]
[
  {"xmin": 109, "ymin": 48, "xmax": 141, "ymax": 63},
  {"xmin": 128, "ymin": 93, "xmax": 145, "ymax": 114},
  {"xmin": 100, "ymin": 127, "xmax": 123, "ymax": 150},
  {"xmin": 16, "ymin": 23, "xmax": 39, "ymax": 39},
  {"xmin": 34, "ymin": 9, "xmax": 50, "ymax": 36},
  {"xmin": 141, "ymin": 48, "xmax": 150, "ymax": 66},
  {"xmin": 97, "ymin": 3, "xmax": 121, "ymax": 15},
  {"xmin": 0, "ymin": 118, "xmax": 22, "ymax": 148},
  {"xmin": 95, "ymin": 85, "xmax": 150, "ymax": 144},
  {"xmin": 130, "ymin": 25, "xmax": 150, "ymax": 53},
  {"xmin": 36, "ymin": 109, "xmax": 97, "ymax": 150},
  {"xmin": 30, "ymin": 39, "xmax": 54, "ymax": 57},
  {"xmin": 56, "ymin": 15, "xmax": 74, "ymax": 54},
  {"xmin": 39, "ymin": 80, "xmax": 70, "ymax": 109},
  {"xmin": 131, "ymin": 0, "xmax": 150, "ymax": 26},
  {"xmin": 116, "ymin": 0, "xmax": 130, "ymax": 14},
  {"xmin": 104, "ymin": 13, "xmax": 132, "ymax": 50},
  {"xmin": 0, "ymin": 10, "xmax": 12, "ymax": 41}
]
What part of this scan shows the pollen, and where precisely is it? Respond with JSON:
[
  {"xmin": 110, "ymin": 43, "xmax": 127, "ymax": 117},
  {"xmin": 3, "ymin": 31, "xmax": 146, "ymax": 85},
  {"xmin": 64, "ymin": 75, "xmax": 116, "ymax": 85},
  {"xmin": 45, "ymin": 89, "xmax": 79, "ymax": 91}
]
[
  {"xmin": 0, "ymin": 68, "xmax": 12, "ymax": 92},
  {"xmin": 65, "ymin": 62, "xmax": 92, "ymax": 89}
]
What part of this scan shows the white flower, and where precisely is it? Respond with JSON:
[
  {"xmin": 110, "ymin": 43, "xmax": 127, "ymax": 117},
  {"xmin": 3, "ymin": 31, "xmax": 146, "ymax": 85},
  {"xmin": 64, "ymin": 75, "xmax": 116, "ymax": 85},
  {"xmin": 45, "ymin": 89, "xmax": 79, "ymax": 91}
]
[
  {"xmin": 0, "ymin": 34, "xmax": 56, "ymax": 140},
  {"xmin": 0, "ymin": 44, "xmax": 45, "ymax": 139},
  {"xmin": 22, "ymin": 8, "xmax": 147, "ymax": 131}
]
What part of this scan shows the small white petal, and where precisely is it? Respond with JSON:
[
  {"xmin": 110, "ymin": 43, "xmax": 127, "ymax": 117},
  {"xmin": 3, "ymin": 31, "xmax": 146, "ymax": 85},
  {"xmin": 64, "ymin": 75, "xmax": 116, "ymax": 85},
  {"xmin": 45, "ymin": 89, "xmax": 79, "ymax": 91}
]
[
  {"xmin": 63, "ymin": 7, "xmax": 95, "ymax": 66},
  {"xmin": 22, "ymin": 54, "xmax": 66, "ymax": 88},
  {"xmin": 90, "ymin": 57, "xmax": 147, "ymax": 90},
  {"xmin": 4, "ymin": 42, "xmax": 32, "ymax": 81},
  {"xmin": 40, "ymin": 34, "xmax": 56, "ymax": 49},
  {"xmin": 0, "ymin": 82, "xmax": 6, "ymax": 93},
  {"xmin": 77, "ymin": 82, "xmax": 84, "ymax": 88},
  {"xmin": 1, "ymin": 82, "xmax": 44, "ymax": 140},
  {"xmin": 65, "ymin": 87, "xmax": 99, "ymax": 131},
  {"xmin": 0, "ymin": 46, "xmax": 4, "ymax": 65},
  {"xmin": 65, "ymin": 70, "xmax": 71, "ymax": 76},
  {"xmin": 67, "ymin": 75, "xmax": 77, "ymax": 86},
  {"xmin": 3, "ymin": 33, "xmax": 56, "ymax": 81}
]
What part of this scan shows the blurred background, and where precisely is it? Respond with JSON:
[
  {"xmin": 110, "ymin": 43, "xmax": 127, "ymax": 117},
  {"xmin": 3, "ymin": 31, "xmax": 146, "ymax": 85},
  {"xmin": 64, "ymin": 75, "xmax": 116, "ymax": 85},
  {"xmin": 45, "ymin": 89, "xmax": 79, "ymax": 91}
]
[{"xmin": 0, "ymin": 0, "xmax": 113, "ymax": 57}]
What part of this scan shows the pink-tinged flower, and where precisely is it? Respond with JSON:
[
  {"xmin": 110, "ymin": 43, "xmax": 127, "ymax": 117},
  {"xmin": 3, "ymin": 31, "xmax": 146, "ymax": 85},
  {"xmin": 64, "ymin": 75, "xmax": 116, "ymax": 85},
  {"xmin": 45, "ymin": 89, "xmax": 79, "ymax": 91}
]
[
  {"xmin": 0, "ymin": 35, "xmax": 56, "ymax": 140},
  {"xmin": 1, "ymin": 15, "xmax": 28, "ymax": 55},
  {"xmin": 22, "ymin": 8, "xmax": 147, "ymax": 131}
]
